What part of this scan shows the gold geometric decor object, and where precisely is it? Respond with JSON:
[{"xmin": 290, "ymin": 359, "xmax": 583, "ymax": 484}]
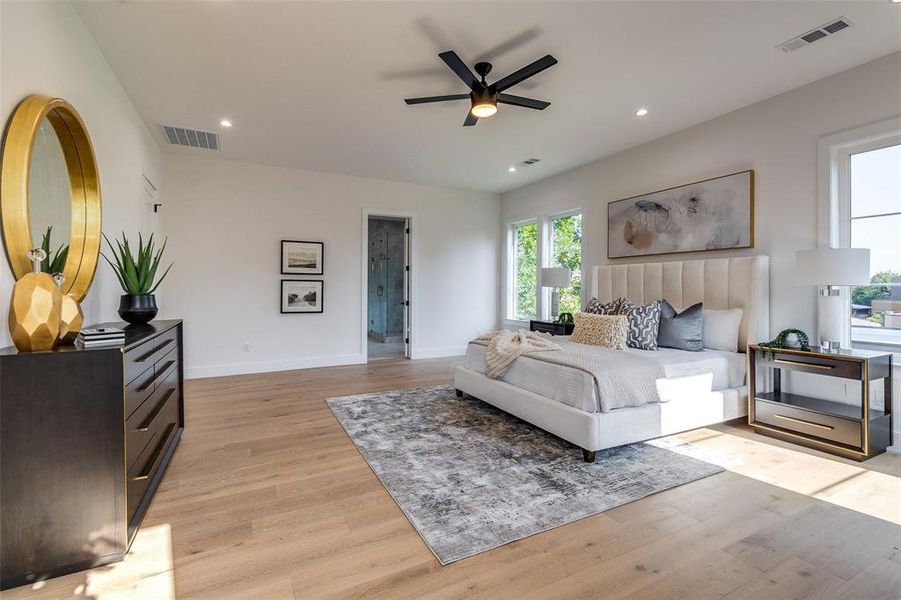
[
  {"xmin": 9, "ymin": 276, "xmax": 62, "ymax": 352},
  {"xmin": 1, "ymin": 95, "xmax": 102, "ymax": 302},
  {"xmin": 8, "ymin": 248, "xmax": 62, "ymax": 352},
  {"xmin": 58, "ymin": 293, "xmax": 83, "ymax": 345}
]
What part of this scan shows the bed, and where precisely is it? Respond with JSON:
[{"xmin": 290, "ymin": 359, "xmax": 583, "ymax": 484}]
[{"xmin": 454, "ymin": 256, "xmax": 770, "ymax": 461}]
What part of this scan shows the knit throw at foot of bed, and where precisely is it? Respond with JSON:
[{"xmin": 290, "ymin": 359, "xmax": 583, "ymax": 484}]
[{"xmin": 327, "ymin": 384, "xmax": 723, "ymax": 564}]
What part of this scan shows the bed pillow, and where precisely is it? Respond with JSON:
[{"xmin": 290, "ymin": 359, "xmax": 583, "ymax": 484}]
[
  {"xmin": 657, "ymin": 300, "xmax": 704, "ymax": 352},
  {"xmin": 571, "ymin": 313, "xmax": 628, "ymax": 349},
  {"xmin": 583, "ymin": 296, "xmax": 630, "ymax": 315},
  {"xmin": 703, "ymin": 308, "xmax": 744, "ymax": 352},
  {"xmin": 620, "ymin": 300, "xmax": 662, "ymax": 350}
]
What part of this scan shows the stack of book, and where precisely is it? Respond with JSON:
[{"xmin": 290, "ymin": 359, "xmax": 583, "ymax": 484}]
[{"xmin": 76, "ymin": 327, "xmax": 126, "ymax": 348}]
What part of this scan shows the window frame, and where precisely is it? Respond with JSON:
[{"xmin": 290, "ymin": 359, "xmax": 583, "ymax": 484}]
[
  {"xmin": 818, "ymin": 116, "xmax": 901, "ymax": 351},
  {"xmin": 505, "ymin": 218, "xmax": 540, "ymax": 324},
  {"xmin": 504, "ymin": 208, "xmax": 584, "ymax": 327},
  {"xmin": 543, "ymin": 209, "xmax": 584, "ymax": 321}
]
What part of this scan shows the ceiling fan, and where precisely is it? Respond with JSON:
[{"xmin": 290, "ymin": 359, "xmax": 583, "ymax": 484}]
[{"xmin": 404, "ymin": 50, "xmax": 558, "ymax": 126}]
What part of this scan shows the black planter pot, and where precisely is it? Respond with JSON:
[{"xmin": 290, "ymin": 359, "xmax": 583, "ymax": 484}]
[{"xmin": 118, "ymin": 294, "xmax": 158, "ymax": 325}]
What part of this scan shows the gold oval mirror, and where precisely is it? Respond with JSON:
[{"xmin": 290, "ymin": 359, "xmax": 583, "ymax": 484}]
[{"xmin": 1, "ymin": 95, "xmax": 101, "ymax": 302}]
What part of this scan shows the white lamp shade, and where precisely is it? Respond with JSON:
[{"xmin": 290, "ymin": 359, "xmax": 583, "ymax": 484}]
[
  {"xmin": 796, "ymin": 248, "xmax": 871, "ymax": 286},
  {"xmin": 541, "ymin": 267, "xmax": 572, "ymax": 288}
]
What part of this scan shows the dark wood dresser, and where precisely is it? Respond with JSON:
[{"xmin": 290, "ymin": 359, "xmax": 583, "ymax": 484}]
[
  {"xmin": 748, "ymin": 345, "xmax": 892, "ymax": 461},
  {"xmin": 0, "ymin": 320, "xmax": 184, "ymax": 589}
]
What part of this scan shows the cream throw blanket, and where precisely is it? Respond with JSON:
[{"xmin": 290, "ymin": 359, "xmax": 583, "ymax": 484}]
[{"xmin": 473, "ymin": 330, "xmax": 562, "ymax": 379}]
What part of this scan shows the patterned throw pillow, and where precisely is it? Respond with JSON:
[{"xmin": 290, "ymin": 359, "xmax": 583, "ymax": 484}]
[
  {"xmin": 621, "ymin": 300, "xmax": 662, "ymax": 350},
  {"xmin": 584, "ymin": 296, "xmax": 630, "ymax": 315},
  {"xmin": 571, "ymin": 313, "xmax": 628, "ymax": 349}
]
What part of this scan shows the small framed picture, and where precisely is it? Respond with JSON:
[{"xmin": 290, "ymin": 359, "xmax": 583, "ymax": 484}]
[
  {"xmin": 281, "ymin": 240, "xmax": 324, "ymax": 275},
  {"xmin": 281, "ymin": 280, "xmax": 323, "ymax": 314}
]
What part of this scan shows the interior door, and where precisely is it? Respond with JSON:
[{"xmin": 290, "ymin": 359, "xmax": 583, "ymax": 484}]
[{"xmin": 403, "ymin": 218, "xmax": 411, "ymax": 358}]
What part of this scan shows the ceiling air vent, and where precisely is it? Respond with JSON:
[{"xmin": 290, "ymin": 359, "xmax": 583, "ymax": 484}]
[
  {"xmin": 778, "ymin": 17, "xmax": 852, "ymax": 53},
  {"xmin": 515, "ymin": 158, "xmax": 541, "ymax": 168},
  {"xmin": 160, "ymin": 124, "xmax": 220, "ymax": 150}
]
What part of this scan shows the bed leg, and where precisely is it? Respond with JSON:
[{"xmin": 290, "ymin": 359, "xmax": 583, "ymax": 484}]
[
  {"xmin": 455, "ymin": 389, "xmax": 464, "ymax": 398},
  {"xmin": 582, "ymin": 449, "xmax": 596, "ymax": 463}
]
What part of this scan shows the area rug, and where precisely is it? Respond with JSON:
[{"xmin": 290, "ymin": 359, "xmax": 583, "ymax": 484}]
[{"xmin": 326, "ymin": 385, "xmax": 723, "ymax": 564}]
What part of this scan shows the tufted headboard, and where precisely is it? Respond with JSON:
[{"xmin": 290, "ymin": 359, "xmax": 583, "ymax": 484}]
[{"xmin": 590, "ymin": 256, "xmax": 769, "ymax": 352}]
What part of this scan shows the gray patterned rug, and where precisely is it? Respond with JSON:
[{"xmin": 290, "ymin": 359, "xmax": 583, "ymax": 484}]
[{"xmin": 326, "ymin": 385, "xmax": 723, "ymax": 564}]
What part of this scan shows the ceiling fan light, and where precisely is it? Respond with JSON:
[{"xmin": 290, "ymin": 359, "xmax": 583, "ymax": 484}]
[{"xmin": 471, "ymin": 101, "xmax": 497, "ymax": 118}]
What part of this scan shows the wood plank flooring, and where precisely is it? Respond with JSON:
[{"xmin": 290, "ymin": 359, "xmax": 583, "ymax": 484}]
[{"xmin": 4, "ymin": 357, "xmax": 901, "ymax": 599}]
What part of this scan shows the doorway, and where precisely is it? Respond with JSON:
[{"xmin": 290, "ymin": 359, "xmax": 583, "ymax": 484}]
[{"xmin": 367, "ymin": 216, "xmax": 410, "ymax": 361}]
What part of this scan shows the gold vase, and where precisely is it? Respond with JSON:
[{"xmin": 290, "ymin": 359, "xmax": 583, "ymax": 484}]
[
  {"xmin": 58, "ymin": 293, "xmax": 84, "ymax": 344},
  {"xmin": 9, "ymin": 272, "xmax": 62, "ymax": 352}
]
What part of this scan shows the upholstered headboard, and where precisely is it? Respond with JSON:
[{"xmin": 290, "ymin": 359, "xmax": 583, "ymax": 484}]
[{"xmin": 590, "ymin": 256, "xmax": 769, "ymax": 352}]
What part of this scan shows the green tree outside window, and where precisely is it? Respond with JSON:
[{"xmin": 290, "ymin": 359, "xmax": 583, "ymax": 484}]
[{"xmin": 551, "ymin": 214, "xmax": 582, "ymax": 315}]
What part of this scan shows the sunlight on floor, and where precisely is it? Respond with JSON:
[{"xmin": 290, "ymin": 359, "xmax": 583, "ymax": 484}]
[
  {"xmin": 60, "ymin": 524, "xmax": 175, "ymax": 600},
  {"xmin": 652, "ymin": 428, "xmax": 901, "ymax": 526}
]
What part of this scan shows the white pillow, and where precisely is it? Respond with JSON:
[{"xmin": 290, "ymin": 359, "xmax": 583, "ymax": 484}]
[{"xmin": 703, "ymin": 308, "xmax": 743, "ymax": 352}]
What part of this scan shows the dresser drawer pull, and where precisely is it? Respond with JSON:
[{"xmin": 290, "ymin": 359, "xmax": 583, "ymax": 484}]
[
  {"xmin": 155, "ymin": 338, "xmax": 176, "ymax": 355},
  {"xmin": 131, "ymin": 425, "xmax": 173, "ymax": 481},
  {"xmin": 134, "ymin": 345, "xmax": 157, "ymax": 364},
  {"xmin": 773, "ymin": 414, "xmax": 835, "ymax": 431},
  {"xmin": 135, "ymin": 389, "xmax": 175, "ymax": 432},
  {"xmin": 136, "ymin": 360, "xmax": 176, "ymax": 392},
  {"xmin": 772, "ymin": 359, "xmax": 833, "ymax": 371}
]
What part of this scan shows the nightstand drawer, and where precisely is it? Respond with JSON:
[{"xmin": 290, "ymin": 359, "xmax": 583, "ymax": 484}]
[
  {"xmin": 755, "ymin": 399, "xmax": 861, "ymax": 448},
  {"xmin": 759, "ymin": 351, "xmax": 861, "ymax": 380}
]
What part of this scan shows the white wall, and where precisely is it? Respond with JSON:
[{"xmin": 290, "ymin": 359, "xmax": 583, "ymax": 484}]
[
  {"xmin": 0, "ymin": 1, "xmax": 162, "ymax": 346},
  {"xmin": 502, "ymin": 51, "xmax": 901, "ymax": 445},
  {"xmin": 161, "ymin": 155, "xmax": 499, "ymax": 379}
]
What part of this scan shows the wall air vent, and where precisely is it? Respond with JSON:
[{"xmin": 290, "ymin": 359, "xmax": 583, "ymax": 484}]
[
  {"xmin": 160, "ymin": 124, "xmax": 220, "ymax": 150},
  {"xmin": 778, "ymin": 17, "xmax": 852, "ymax": 53},
  {"xmin": 515, "ymin": 158, "xmax": 541, "ymax": 168}
]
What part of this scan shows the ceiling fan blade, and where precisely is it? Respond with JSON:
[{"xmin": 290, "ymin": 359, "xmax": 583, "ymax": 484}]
[
  {"xmin": 463, "ymin": 112, "xmax": 478, "ymax": 127},
  {"xmin": 439, "ymin": 50, "xmax": 480, "ymax": 90},
  {"xmin": 404, "ymin": 94, "xmax": 470, "ymax": 105},
  {"xmin": 497, "ymin": 94, "xmax": 550, "ymax": 110},
  {"xmin": 491, "ymin": 55, "xmax": 558, "ymax": 93}
]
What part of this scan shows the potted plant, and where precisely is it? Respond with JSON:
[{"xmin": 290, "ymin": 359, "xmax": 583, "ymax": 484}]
[{"xmin": 102, "ymin": 233, "xmax": 173, "ymax": 325}]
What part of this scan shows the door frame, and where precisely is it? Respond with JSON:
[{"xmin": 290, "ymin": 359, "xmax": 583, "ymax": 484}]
[{"xmin": 362, "ymin": 208, "xmax": 418, "ymax": 361}]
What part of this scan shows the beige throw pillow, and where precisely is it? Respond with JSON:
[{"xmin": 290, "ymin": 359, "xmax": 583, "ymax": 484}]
[{"xmin": 571, "ymin": 313, "xmax": 628, "ymax": 349}]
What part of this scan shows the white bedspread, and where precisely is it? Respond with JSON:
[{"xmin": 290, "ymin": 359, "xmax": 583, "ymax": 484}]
[
  {"xmin": 465, "ymin": 337, "xmax": 747, "ymax": 413},
  {"xmin": 469, "ymin": 337, "xmax": 664, "ymax": 413}
]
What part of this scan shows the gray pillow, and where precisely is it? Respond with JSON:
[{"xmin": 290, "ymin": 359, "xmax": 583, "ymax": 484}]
[{"xmin": 657, "ymin": 300, "xmax": 703, "ymax": 352}]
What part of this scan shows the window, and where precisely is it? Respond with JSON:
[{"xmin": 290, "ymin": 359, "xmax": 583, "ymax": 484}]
[
  {"xmin": 821, "ymin": 117, "xmax": 901, "ymax": 349},
  {"xmin": 849, "ymin": 143, "xmax": 901, "ymax": 346},
  {"xmin": 506, "ymin": 211, "xmax": 583, "ymax": 323},
  {"xmin": 510, "ymin": 221, "xmax": 538, "ymax": 320},
  {"xmin": 549, "ymin": 213, "xmax": 582, "ymax": 315}
]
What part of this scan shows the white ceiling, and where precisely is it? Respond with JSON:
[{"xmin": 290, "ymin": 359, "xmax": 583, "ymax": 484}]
[{"xmin": 74, "ymin": 1, "xmax": 901, "ymax": 193}]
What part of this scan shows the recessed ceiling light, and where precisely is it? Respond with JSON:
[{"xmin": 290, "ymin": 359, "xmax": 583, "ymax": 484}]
[
  {"xmin": 635, "ymin": 108, "xmax": 649, "ymax": 117},
  {"xmin": 508, "ymin": 166, "xmax": 517, "ymax": 173},
  {"xmin": 219, "ymin": 119, "xmax": 232, "ymax": 128}
]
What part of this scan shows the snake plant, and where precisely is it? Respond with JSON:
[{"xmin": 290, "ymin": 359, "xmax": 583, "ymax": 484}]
[
  {"xmin": 40, "ymin": 226, "xmax": 68, "ymax": 275},
  {"xmin": 102, "ymin": 232, "xmax": 173, "ymax": 295}
]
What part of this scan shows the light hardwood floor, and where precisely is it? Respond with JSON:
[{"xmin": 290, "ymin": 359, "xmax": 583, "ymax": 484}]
[{"xmin": 4, "ymin": 357, "xmax": 901, "ymax": 600}]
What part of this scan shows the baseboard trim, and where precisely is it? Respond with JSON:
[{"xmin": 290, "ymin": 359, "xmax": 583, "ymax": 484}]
[
  {"xmin": 186, "ymin": 354, "xmax": 366, "ymax": 379},
  {"xmin": 412, "ymin": 346, "xmax": 468, "ymax": 360}
]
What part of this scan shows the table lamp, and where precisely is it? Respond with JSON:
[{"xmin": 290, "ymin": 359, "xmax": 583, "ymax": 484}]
[
  {"xmin": 541, "ymin": 267, "xmax": 572, "ymax": 322},
  {"xmin": 796, "ymin": 248, "xmax": 870, "ymax": 352}
]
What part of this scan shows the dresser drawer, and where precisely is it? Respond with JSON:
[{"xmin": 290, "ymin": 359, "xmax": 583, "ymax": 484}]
[
  {"xmin": 760, "ymin": 352, "xmax": 861, "ymax": 380},
  {"xmin": 125, "ymin": 365, "xmax": 157, "ymax": 419},
  {"xmin": 126, "ymin": 363, "xmax": 179, "ymax": 469},
  {"xmin": 755, "ymin": 399, "xmax": 862, "ymax": 448},
  {"xmin": 124, "ymin": 338, "xmax": 158, "ymax": 385},
  {"xmin": 127, "ymin": 404, "xmax": 178, "ymax": 521},
  {"xmin": 152, "ymin": 329, "xmax": 179, "ymax": 366}
]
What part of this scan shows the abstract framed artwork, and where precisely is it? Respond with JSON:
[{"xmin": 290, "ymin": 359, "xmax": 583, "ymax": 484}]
[
  {"xmin": 281, "ymin": 279, "xmax": 323, "ymax": 314},
  {"xmin": 607, "ymin": 170, "xmax": 754, "ymax": 259},
  {"xmin": 281, "ymin": 240, "xmax": 324, "ymax": 275}
]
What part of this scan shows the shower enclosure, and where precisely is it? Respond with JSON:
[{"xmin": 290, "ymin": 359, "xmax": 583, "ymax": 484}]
[{"xmin": 367, "ymin": 217, "xmax": 409, "ymax": 360}]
